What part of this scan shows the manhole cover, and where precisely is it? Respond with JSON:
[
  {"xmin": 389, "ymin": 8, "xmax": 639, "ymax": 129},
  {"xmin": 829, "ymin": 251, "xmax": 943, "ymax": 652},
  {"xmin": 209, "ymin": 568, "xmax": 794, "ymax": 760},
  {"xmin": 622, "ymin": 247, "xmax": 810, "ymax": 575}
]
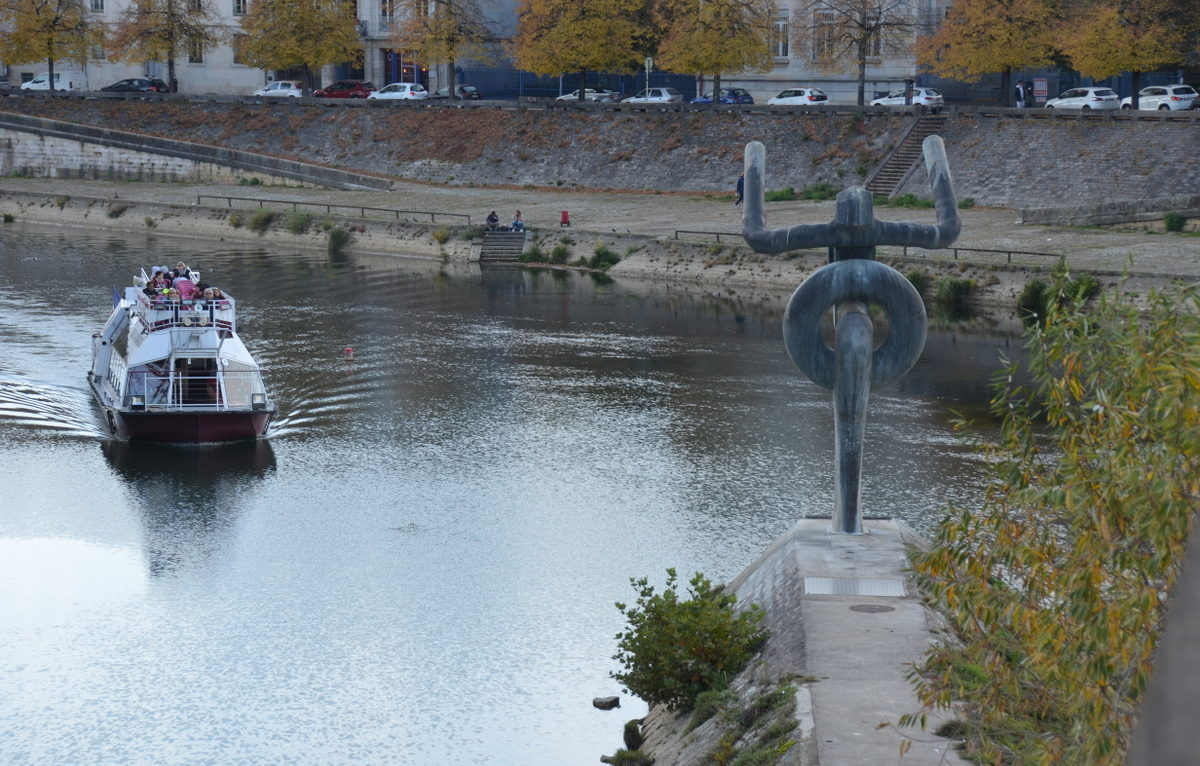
[{"xmin": 849, "ymin": 604, "xmax": 895, "ymax": 613}]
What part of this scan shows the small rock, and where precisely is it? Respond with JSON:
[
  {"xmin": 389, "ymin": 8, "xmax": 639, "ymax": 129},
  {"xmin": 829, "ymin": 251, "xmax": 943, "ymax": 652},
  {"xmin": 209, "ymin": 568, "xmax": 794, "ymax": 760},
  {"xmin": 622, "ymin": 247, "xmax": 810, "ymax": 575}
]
[{"xmin": 592, "ymin": 695, "xmax": 621, "ymax": 710}]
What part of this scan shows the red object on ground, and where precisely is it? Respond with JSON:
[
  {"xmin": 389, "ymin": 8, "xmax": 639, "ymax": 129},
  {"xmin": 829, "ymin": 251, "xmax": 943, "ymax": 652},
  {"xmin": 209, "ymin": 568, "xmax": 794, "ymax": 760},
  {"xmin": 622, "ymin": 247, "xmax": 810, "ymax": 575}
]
[
  {"xmin": 344, "ymin": 346, "xmax": 355, "ymax": 361},
  {"xmin": 560, "ymin": 210, "xmax": 571, "ymax": 227}
]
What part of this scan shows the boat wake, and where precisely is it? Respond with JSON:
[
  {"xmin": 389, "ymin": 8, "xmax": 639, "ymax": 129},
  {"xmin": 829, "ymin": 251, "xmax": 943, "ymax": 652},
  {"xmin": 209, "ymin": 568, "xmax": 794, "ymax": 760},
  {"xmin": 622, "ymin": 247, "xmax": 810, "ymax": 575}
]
[{"xmin": 0, "ymin": 371, "xmax": 106, "ymax": 439}]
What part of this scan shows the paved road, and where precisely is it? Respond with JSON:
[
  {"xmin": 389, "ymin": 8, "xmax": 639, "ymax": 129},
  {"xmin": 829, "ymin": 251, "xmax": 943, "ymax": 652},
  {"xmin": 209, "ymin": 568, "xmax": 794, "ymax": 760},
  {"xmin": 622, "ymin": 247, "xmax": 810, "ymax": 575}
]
[{"xmin": 3, "ymin": 177, "xmax": 1198, "ymax": 279}]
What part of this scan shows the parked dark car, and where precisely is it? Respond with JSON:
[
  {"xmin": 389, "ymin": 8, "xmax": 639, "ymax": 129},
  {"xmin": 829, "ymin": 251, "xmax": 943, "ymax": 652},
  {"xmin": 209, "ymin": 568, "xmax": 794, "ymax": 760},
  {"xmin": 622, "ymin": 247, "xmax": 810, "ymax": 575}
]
[
  {"xmin": 312, "ymin": 80, "xmax": 376, "ymax": 98},
  {"xmin": 691, "ymin": 87, "xmax": 754, "ymax": 104},
  {"xmin": 429, "ymin": 84, "xmax": 481, "ymax": 100},
  {"xmin": 100, "ymin": 77, "xmax": 170, "ymax": 93}
]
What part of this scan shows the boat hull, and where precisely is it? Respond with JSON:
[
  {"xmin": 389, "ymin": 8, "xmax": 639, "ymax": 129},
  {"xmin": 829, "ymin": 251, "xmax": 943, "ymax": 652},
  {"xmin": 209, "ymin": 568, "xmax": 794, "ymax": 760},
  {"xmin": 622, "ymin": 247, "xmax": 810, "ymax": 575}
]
[
  {"xmin": 90, "ymin": 379, "xmax": 273, "ymax": 443},
  {"xmin": 100, "ymin": 405, "xmax": 273, "ymax": 443}
]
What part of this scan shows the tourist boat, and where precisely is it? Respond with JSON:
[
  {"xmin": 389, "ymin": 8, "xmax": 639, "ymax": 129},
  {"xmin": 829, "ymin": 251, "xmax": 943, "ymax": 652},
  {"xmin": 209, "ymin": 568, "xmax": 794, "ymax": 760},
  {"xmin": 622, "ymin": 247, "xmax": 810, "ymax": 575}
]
[{"xmin": 87, "ymin": 268, "xmax": 275, "ymax": 442}]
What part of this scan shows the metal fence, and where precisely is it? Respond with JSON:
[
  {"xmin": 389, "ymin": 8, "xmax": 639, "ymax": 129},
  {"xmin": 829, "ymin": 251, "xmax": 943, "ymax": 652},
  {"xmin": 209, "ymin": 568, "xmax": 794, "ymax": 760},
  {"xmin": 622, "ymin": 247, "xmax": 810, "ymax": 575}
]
[{"xmin": 196, "ymin": 195, "xmax": 471, "ymax": 225}]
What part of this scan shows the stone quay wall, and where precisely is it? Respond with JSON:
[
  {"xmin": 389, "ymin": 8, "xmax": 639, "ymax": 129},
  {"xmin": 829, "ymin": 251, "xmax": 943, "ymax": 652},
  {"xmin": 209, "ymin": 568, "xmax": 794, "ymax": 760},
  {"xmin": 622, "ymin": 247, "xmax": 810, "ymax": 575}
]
[{"xmin": 4, "ymin": 95, "xmax": 1199, "ymax": 214}]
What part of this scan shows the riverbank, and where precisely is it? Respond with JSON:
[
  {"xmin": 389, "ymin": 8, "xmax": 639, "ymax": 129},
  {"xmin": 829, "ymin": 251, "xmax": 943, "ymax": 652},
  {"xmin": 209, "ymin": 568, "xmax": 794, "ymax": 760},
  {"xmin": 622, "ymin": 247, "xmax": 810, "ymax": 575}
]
[{"xmin": 1, "ymin": 177, "xmax": 1196, "ymax": 323}]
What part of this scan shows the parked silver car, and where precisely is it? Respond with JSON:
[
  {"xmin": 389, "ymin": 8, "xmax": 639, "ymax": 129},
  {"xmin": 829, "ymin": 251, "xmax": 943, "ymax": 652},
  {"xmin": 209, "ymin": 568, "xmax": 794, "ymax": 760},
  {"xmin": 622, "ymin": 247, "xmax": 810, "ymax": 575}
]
[
  {"xmin": 622, "ymin": 87, "xmax": 683, "ymax": 103},
  {"xmin": 1045, "ymin": 86, "xmax": 1120, "ymax": 110},
  {"xmin": 870, "ymin": 87, "xmax": 943, "ymax": 112},
  {"xmin": 1120, "ymin": 84, "xmax": 1198, "ymax": 111}
]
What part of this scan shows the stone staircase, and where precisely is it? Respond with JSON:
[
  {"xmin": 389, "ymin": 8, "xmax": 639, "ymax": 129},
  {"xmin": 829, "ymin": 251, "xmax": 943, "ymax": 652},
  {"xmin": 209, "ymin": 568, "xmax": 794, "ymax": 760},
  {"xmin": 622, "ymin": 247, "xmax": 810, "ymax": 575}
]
[
  {"xmin": 475, "ymin": 230, "xmax": 527, "ymax": 263},
  {"xmin": 865, "ymin": 113, "xmax": 948, "ymax": 198}
]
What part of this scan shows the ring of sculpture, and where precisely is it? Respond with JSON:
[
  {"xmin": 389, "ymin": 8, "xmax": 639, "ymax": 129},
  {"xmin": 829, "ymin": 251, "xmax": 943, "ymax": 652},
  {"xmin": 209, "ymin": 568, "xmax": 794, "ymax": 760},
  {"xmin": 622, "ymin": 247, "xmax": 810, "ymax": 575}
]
[{"xmin": 782, "ymin": 259, "xmax": 927, "ymax": 390}]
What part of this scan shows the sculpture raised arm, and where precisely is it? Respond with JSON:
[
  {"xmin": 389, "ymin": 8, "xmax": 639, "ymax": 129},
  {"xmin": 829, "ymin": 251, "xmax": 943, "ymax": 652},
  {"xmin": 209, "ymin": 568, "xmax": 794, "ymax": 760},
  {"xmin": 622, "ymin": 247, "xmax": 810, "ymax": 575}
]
[{"xmin": 741, "ymin": 136, "xmax": 960, "ymax": 260}]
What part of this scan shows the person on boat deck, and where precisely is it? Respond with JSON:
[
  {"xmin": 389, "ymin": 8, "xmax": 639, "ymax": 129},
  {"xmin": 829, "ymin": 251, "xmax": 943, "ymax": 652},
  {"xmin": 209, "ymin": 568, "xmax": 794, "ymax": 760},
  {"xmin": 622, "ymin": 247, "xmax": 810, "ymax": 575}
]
[
  {"xmin": 175, "ymin": 261, "xmax": 191, "ymax": 278},
  {"xmin": 148, "ymin": 269, "xmax": 171, "ymax": 291},
  {"xmin": 210, "ymin": 287, "xmax": 230, "ymax": 308},
  {"xmin": 165, "ymin": 288, "xmax": 180, "ymax": 305}
]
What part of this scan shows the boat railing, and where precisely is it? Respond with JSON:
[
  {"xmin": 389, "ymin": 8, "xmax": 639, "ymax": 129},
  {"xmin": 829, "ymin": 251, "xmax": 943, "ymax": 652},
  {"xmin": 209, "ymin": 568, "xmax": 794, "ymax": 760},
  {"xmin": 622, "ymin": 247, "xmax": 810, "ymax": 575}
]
[
  {"xmin": 133, "ymin": 292, "xmax": 237, "ymax": 333},
  {"xmin": 127, "ymin": 369, "xmax": 269, "ymax": 411}
]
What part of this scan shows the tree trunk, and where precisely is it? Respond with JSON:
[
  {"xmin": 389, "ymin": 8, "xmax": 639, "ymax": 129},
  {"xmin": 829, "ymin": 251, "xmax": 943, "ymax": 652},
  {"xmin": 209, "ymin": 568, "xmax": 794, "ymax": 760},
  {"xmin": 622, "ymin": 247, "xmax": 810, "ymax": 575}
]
[
  {"xmin": 1001, "ymin": 66, "xmax": 1011, "ymax": 108},
  {"xmin": 303, "ymin": 65, "xmax": 314, "ymax": 95},
  {"xmin": 578, "ymin": 69, "xmax": 586, "ymax": 101},
  {"xmin": 47, "ymin": 58, "xmax": 56, "ymax": 93},
  {"xmin": 856, "ymin": 46, "xmax": 866, "ymax": 106},
  {"xmin": 1131, "ymin": 70, "xmax": 1142, "ymax": 109},
  {"xmin": 167, "ymin": 58, "xmax": 178, "ymax": 93},
  {"xmin": 448, "ymin": 58, "xmax": 456, "ymax": 96},
  {"xmin": 710, "ymin": 73, "xmax": 721, "ymax": 110}
]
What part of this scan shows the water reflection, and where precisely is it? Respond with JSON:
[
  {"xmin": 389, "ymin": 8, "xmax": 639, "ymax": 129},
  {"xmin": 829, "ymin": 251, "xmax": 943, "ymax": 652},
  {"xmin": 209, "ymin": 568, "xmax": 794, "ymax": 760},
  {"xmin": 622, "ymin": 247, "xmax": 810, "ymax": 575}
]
[{"xmin": 102, "ymin": 440, "xmax": 276, "ymax": 578}]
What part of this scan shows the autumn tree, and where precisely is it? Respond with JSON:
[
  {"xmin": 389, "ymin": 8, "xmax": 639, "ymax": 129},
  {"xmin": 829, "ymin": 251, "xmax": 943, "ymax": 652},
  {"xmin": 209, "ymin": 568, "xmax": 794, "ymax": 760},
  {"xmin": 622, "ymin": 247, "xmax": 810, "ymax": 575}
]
[
  {"xmin": 915, "ymin": 0, "xmax": 1058, "ymax": 107},
  {"xmin": 238, "ymin": 0, "xmax": 361, "ymax": 92},
  {"xmin": 511, "ymin": 0, "xmax": 644, "ymax": 101},
  {"xmin": 388, "ymin": 0, "xmax": 491, "ymax": 94},
  {"xmin": 108, "ymin": 0, "xmax": 223, "ymax": 92},
  {"xmin": 1057, "ymin": 0, "xmax": 1191, "ymax": 109},
  {"xmin": 654, "ymin": 0, "xmax": 773, "ymax": 107},
  {"xmin": 0, "ymin": 0, "xmax": 98, "ymax": 91},
  {"xmin": 908, "ymin": 279, "xmax": 1200, "ymax": 763},
  {"xmin": 792, "ymin": 0, "xmax": 916, "ymax": 105}
]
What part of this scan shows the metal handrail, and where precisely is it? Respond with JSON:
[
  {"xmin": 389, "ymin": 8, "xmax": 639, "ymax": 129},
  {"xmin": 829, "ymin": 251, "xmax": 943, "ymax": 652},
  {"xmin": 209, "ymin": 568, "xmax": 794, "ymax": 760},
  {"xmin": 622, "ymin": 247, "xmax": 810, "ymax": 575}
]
[
  {"xmin": 195, "ymin": 194, "xmax": 471, "ymax": 225},
  {"xmin": 670, "ymin": 231, "xmax": 1061, "ymax": 263},
  {"xmin": 673, "ymin": 230, "xmax": 743, "ymax": 243}
]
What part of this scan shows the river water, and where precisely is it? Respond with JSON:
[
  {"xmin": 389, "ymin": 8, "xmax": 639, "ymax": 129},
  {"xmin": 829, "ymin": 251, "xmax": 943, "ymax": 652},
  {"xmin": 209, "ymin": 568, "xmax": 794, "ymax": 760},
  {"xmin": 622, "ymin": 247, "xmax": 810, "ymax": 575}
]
[{"xmin": 0, "ymin": 225, "xmax": 1016, "ymax": 765}]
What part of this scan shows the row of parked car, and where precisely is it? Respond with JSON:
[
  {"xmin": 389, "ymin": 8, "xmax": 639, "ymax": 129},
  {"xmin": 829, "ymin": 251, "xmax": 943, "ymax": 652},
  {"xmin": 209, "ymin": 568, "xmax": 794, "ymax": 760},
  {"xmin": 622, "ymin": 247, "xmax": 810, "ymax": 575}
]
[
  {"xmin": 252, "ymin": 79, "xmax": 482, "ymax": 100},
  {"xmin": 1044, "ymin": 84, "xmax": 1199, "ymax": 110}
]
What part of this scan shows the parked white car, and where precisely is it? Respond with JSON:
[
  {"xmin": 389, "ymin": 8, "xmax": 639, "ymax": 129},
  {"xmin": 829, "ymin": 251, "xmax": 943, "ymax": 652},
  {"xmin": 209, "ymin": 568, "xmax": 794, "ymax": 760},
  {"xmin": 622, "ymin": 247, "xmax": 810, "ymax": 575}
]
[
  {"xmin": 767, "ymin": 87, "xmax": 829, "ymax": 105},
  {"xmin": 556, "ymin": 88, "xmax": 620, "ymax": 102},
  {"xmin": 1120, "ymin": 84, "xmax": 1198, "ymax": 111},
  {"xmin": 622, "ymin": 87, "xmax": 683, "ymax": 103},
  {"xmin": 870, "ymin": 87, "xmax": 943, "ymax": 111},
  {"xmin": 1044, "ymin": 86, "xmax": 1120, "ymax": 110},
  {"xmin": 253, "ymin": 80, "xmax": 303, "ymax": 98},
  {"xmin": 20, "ymin": 71, "xmax": 89, "ymax": 91},
  {"xmin": 368, "ymin": 82, "xmax": 429, "ymax": 100}
]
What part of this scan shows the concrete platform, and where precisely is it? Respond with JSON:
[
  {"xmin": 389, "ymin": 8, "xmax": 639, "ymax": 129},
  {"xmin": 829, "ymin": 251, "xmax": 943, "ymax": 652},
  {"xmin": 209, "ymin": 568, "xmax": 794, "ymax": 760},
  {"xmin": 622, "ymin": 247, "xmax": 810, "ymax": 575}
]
[{"xmin": 640, "ymin": 518, "xmax": 965, "ymax": 765}]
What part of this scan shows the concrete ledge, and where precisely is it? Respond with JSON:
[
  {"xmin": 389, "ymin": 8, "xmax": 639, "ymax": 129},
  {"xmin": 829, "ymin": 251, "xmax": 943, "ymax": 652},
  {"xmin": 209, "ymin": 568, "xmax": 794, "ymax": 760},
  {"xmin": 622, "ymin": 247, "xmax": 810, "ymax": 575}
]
[{"xmin": 1021, "ymin": 195, "xmax": 1200, "ymax": 226}]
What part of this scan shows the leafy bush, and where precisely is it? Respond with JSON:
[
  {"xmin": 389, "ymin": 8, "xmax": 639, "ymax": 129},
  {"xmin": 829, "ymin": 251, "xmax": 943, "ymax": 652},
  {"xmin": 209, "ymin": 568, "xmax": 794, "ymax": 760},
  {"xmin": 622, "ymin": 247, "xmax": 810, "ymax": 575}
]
[
  {"xmin": 143, "ymin": 216, "xmax": 156, "ymax": 228},
  {"xmin": 247, "ymin": 210, "xmax": 276, "ymax": 235},
  {"xmin": 327, "ymin": 226, "xmax": 351, "ymax": 255},
  {"xmin": 1017, "ymin": 278, "xmax": 1050, "ymax": 324},
  {"xmin": 54, "ymin": 195, "xmax": 69, "ymax": 209},
  {"xmin": 238, "ymin": 176, "xmax": 262, "ymax": 186},
  {"xmin": 285, "ymin": 211, "xmax": 313, "ymax": 235},
  {"xmin": 933, "ymin": 277, "xmax": 974, "ymax": 306},
  {"xmin": 1018, "ymin": 272, "xmax": 1100, "ymax": 326},
  {"xmin": 613, "ymin": 568, "xmax": 767, "ymax": 711},
  {"xmin": 905, "ymin": 269, "xmax": 930, "ymax": 297},
  {"xmin": 764, "ymin": 187, "xmax": 796, "ymax": 202},
  {"xmin": 550, "ymin": 243, "xmax": 570, "ymax": 264},
  {"xmin": 519, "ymin": 244, "xmax": 544, "ymax": 262},
  {"xmin": 799, "ymin": 182, "xmax": 839, "ymax": 201},
  {"xmin": 590, "ymin": 243, "xmax": 621, "ymax": 270},
  {"xmin": 229, "ymin": 211, "xmax": 244, "ymax": 228},
  {"xmin": 1164, "ymin": 211, "xmax": 1186, "ymax": 232},
  {"xmin": 432, "ymin": 227, "xmax": 451, "ymax": 244},
  {"xmin": 2, "ymin": 213, "xmax": 13, "ymax": 224},
  {"xmin": 107, "ymin": 205, "xmax": 129, "ymax": 219},
  {"xmin": 958, "ymin": 197, "xmax": 976, "ymax": 209},
  {"xmin": 882, "ymin": 193, "xmax": 935, "ymax": 208},
  {"xmin": 908, "ymin": 283, "xmax": 1200, "ymax": 764},
  {"xmin": 459, "ymin": 225, "xmax": 484, "ymax": 240}
]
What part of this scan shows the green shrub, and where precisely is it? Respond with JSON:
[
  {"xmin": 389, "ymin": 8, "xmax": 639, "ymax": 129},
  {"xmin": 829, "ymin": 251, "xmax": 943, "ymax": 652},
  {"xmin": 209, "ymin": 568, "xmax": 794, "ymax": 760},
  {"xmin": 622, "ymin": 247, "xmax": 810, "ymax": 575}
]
[
  {"xmin": 1164, "ymin": 211, "xmax": 1186, "ymax": 232},
  {"xmin": 550, "ymin": 243, "xmax": 570, "ymax": 264},
  {"xmin": 613, "ymin": 568, "xmax": 768, "ymax": 711},
  {"xmin": 590, "ymin": 244, "xmax": 621, "ymax": 270},
  {"xmin": 905, "ymin": 269, "xmax": 930, "ymax": 297},
  {"xmin": 933, "ymin": 277, "xmax": 974, "ymax": 306},
  {"xmin": 1017, "ymin": 278, "xmax": 1050, "ymax": 324},
  {"xmin": 54, "ymin": 195, "xmax": 69, "ymax": 209},
  {"xmin": 604, "ymin": 749, "xmax": 654, "ymax": 766},
  {"xmin": 143, "ymin": 216, "xmax": 156, "ymax": 228},
  {"xmin": 238, "ymin": 176, "xmax": 262, "ymax": 186},
  {"xmin": 229, "ymin": 211, "xmax": 244, "ymax": 228},
  {"xmin": 327, "ymin": 226, "xmax": 351, "ymax": 255},
  {"xmin": 764, "ymin": 187, "xmax": 796, "ymax": 202},
  {"xmin": 107, "ymin": 205, "xmax": 129, "ymax": 219},
  {"xmin": 285, "ymin": 211, "xmax": 313, "ymax": 235},
  {"xmin": 799, "ymin": 182, "xmax": 839, "ymax": 201},
  {"xmin": 958, "ymin": 197, "xmax": 976, "ymax": 209},
  {"xmin": 519, "ymin": 244, "xmax": 544, "ymax": 262},
  {"xmin": 320, "ymin": 216, "xmax": 335, "ymax": 231},
  {"xmin": 247, "ymin": 209, "xmax": 276, "ymax": 235},
  {"xmin": 884, "ymin": 193, "xmax": 935, "ymax": 208},
  {"xmin": 432, "ymin": 227, "xmax": 451, "ymax": 244},
  {"xmin": 1068, "ymin": 272, "xmax": 1100, "ymax": 302},
  {"xmin": 688, "ymin": 686, "xmax": 737, "ymax": 731},
  {"xmin": 2, "ymin": 213, "xmax": 13, "ymax": 224},
  {"xmin": 459, "ymin": 224, "xmax": 484, "ymax": 240}
]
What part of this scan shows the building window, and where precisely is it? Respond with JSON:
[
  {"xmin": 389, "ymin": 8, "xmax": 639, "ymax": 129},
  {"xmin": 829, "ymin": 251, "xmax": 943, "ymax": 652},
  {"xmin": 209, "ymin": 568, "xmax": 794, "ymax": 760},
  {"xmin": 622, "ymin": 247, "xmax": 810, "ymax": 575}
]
[
  {"xmin": 90, "ymin": 0, "xmax": 104, "ymax": 11},
  {"xmin": 232, "ymin": 34, "xmax": 248, "ymax": 65},
  {"xmin": 233, "ymin": 0, "xmax": 247, "ymax": 15},
  {"xmin": 812, "ymin": 10, "xmax": 837, "ymax": 59},
  {"xmin": 188, "ymin": 0, "xmax": 202, "ymax": 11},
  {"xmin": 772, "ymin": 13, "xmax": 789, "ymax": 58},
  {"xmin": 188, "ymin": 38, "xmax": 204, "ymax": 64},
  {"xmin": 381, "ymin": 0, "xmax": 393, "ymax": 19},
  {"xmin": 89, "ymin": 44, "xmax": 105, "ymax": 61}
]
